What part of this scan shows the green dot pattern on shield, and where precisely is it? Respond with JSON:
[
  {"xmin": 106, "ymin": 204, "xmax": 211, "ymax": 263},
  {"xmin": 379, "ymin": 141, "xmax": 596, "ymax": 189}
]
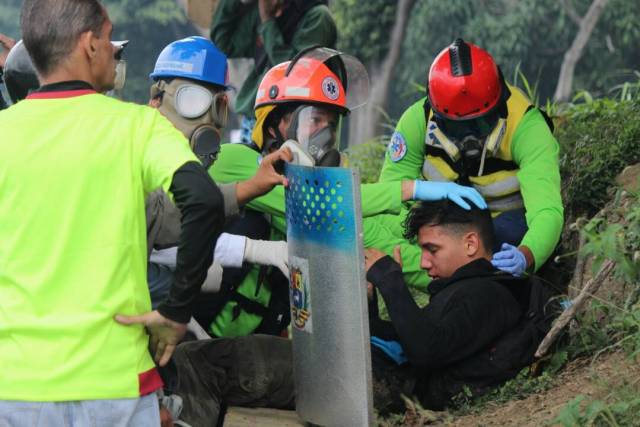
[{"xmin": 285, "ymin": 166, "xmax": 357, "ymax": 249}]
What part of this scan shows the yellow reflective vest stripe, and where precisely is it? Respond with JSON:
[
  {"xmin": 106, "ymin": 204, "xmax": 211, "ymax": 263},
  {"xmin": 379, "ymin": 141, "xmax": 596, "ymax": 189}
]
[{"xmin": 422, "ymin": 84, "xmax": 532, "ymax": 213}]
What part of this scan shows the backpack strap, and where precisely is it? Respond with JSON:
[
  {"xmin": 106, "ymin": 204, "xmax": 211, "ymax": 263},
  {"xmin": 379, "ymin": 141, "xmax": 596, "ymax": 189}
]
[{"xmin": 230, "ymin": 291, "xmax": 271, "ymax": 319}]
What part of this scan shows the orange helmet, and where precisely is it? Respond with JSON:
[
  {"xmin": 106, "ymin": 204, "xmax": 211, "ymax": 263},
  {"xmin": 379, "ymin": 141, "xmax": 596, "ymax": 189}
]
[
  {"xmin": 255, "ymin": 58, "xmax": 347, "ymax": 112},
  {"xmin": 252, "ymin": 47, "xmax": 369, "ymax": 150}
]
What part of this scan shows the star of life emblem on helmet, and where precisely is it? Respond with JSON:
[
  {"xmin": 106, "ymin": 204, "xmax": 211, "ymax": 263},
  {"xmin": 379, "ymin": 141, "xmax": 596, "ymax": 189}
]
[{"xmin": 321, "ymin": 76, "xmax": 340, "ymax": 101}]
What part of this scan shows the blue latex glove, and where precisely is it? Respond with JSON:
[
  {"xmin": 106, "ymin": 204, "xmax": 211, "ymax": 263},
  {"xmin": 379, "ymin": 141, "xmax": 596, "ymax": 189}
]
[
  {"xmin": 413, "ymin": 181, "xmax": 487, "ymax": 210},
  {"xmin": 370, "ymin": 336, "xmax": 408, "ymax": 365},
  {"xmin": 491, "ymin": 243, "xmax": 528, "ymax": 276}
]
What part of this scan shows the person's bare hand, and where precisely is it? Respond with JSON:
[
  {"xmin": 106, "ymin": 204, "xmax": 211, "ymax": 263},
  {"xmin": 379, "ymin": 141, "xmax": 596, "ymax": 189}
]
[
  {"xmin": 259, "ymin": 0, "xmax": 284, "ymax": 22},
  {"xmin": 0, "ymin": 33, "xmax": 16, "ymax": 69},
  {"xmin": 364, "ymin": 248, "xmax": 387, "ymax": 272},
  {"xmin": 159, "ymin": 405, "xmax": 174, "ymax": 427},
  {"xmin": 393, "ymin": 245, "xmax": 402, "ymax": 267},
  {"xmin": 364, "ymin": 248, "xmax": 386, "ymax": 301},
  {"xmin": 115, "ymin": 310, "xmax": 187, "ymax": 367},
  {"xmin": 236, "ymin": 146, "xmax": 293, "ymax": 204}
]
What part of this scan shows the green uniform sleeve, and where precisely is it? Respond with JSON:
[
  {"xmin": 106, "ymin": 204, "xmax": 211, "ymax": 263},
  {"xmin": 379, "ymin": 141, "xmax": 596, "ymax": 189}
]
[
  {"xmin": 360, "ymin": 181, "xmax": 402, "ymax": 217},
  {"xmin": 211, "ymin": 144, "xmax": 405, "ymax": 233},
  {"xmin": 141, "ymin": 108, "xmax": 198, "ymax": 195},
  {"xmin": 379, "ymin": 98, "xmax": 427, "ymax": 183},
  {"xmin": 210, "ymin": 144, "xmax": 289, "ymax": 233},
  {"xmin": 259, "ymin": 5, "xmax": 337, "ymax": 66},
  {"xmin": 512, "ymin": 109, "xmax": 564, "ymax": 269},
  {"xmin": 210, "ymin": 0, "xmax": 258, "ymax": 58},
  {"xmin": 363, "ymin": 211, "xmax": 430, "ymax": 289}
]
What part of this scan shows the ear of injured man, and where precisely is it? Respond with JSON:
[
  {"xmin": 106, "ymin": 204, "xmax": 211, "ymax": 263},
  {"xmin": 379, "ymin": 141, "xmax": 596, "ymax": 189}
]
[{"xmin": 365, "ymin": 200, "xmax": 532, "ymax": 411}]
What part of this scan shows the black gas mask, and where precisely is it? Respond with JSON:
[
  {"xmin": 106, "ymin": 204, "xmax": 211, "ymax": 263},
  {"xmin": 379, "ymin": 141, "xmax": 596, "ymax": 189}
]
[
  {"xmin": 434, "ymin": 109, "xmax": 503, "ymax": 160},
  {"xmin": 284, "ymin": 105, "xmax": 341, "ymax": 167}
]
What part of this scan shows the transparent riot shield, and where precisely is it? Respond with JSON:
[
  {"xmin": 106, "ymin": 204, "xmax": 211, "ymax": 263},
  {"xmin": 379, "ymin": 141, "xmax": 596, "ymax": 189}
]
[{"xmin": 285, "ymin": 164, "xmax": 373, "ymax": 426}]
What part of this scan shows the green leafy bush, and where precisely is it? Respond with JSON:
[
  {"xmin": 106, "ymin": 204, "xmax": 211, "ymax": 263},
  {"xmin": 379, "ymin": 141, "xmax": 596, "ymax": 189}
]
[
  {"xmin": 553, "ymin": 391, "xmax": 640, "ymax": 426},
  {"xmin": 556, "ymin": 99, "xmax": 640, "ymax": 219},
  {"xmin": 345, "ymin": 137, "xmax": 388, "ymax": 184}
]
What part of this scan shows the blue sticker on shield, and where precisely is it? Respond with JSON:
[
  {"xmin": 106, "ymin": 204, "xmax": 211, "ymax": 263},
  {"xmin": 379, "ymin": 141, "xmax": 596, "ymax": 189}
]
[{"xmin": 388, "ymin": 131, "xmax": 407, "ymax": 162}]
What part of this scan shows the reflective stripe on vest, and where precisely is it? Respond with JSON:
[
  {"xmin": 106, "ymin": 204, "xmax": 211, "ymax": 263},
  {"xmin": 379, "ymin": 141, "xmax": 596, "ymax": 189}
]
[
  {"xmin": 422, "ymin": 84, "xmax": 532, "ymax": 214},
  {"xmin": 422, "ymin": 156, "xmax": 457, "ymax": 182},
  {"xmin": 422, "ymin": 161, "xmax": 523, "ymax": 213},
  {"xmin": 470, "ymin": 169, "xmax": 521, "ymax": 198}
]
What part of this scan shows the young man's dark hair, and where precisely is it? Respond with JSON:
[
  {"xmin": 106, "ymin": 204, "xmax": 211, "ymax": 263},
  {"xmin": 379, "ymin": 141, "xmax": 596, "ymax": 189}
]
[
  {"xmin": 21, "ymin": 0, "xmax": 106, "ymax": 75},
  {"xmin": 404, "ymin": 200, "xmax": 495, "ymax": 252}
]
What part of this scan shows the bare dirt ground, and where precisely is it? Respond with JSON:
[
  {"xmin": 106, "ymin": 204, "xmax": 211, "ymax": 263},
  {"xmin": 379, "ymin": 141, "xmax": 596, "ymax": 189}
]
[{"xmin": 445, "ymin": 351, "xmax": 640, "ymax": 427}]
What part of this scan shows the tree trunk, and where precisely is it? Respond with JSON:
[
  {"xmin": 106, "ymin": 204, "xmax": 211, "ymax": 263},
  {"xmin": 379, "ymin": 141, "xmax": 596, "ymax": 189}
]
[
  {"xmin": 553, "ymin": 0, "xmax": 609, "ymax": 102},
  {"xmin": 348, "ymin": 0, "xmax": 417, "ymax": 147}
]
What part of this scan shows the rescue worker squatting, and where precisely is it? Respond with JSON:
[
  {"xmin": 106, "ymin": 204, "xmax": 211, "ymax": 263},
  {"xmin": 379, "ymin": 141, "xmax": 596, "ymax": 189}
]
[{"xmin": 377, "ymin": 38, "xmax": 563, "ymax": 277}]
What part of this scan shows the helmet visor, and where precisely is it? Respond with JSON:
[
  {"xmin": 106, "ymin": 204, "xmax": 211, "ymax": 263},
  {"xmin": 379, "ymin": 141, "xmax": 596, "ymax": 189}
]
[
  {"xmin": 289, "ymin": 47, "xmax": 370, "ymax": 111},
  {"xmin": 293, "ymin": 106, "xmax": 341, "ymax": 163}
]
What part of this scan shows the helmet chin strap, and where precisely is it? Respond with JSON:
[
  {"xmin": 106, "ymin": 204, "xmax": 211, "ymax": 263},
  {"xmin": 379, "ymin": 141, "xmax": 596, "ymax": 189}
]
[{"xmin": 263, "ymin": 126, "xmax": 287, "ymax": 154}]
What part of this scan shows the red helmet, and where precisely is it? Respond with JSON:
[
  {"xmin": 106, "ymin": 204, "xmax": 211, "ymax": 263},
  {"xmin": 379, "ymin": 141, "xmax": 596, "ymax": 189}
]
[{"xmin": 428, "ymin": 39, "xmax": 502, "ymax": 120}]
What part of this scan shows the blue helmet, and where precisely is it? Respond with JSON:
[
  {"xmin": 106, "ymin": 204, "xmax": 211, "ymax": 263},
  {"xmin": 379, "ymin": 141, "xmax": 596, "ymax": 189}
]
[{"xmin": 150, "ymin": 36, "xmax": 228, "ymax": 88}]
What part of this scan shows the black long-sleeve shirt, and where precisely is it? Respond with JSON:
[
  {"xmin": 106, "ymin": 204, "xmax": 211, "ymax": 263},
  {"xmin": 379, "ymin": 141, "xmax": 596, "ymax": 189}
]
[
  {"xmin": 157, "ymin": 161, "xmax": 225, "ymax": 323},
  {"xmin": 367, "ymin": 257, "xmax": 525, "ymax": 371}
]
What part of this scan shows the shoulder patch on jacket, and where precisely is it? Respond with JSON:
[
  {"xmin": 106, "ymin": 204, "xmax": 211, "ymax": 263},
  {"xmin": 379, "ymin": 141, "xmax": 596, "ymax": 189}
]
[{"xmin": 388, "ymin": 131, "xmax": 407, "ymax": 162}]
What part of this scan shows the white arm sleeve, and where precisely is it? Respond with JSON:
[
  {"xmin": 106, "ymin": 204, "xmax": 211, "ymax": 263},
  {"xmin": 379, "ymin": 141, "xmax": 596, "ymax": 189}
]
[
  {"xmin": 149, "ymin": 247, "xmax": 178, "ymax": 269},
  {"xmin": 214, "ymin": 232, "xmax": 247, "ymax": 268}
]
